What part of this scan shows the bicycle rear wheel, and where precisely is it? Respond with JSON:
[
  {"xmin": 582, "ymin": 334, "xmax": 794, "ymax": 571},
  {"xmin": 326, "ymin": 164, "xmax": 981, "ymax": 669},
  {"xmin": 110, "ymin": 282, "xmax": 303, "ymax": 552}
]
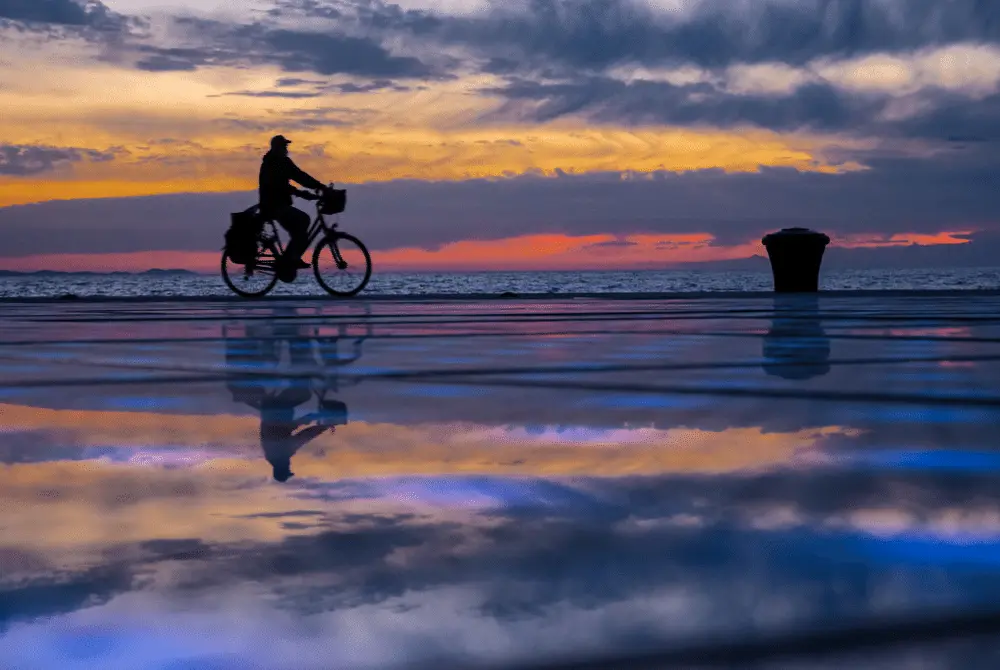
[
  {"xmin": 221, "ymin": 239, "xmax": 280, "ymax": 298},
  {"xmin": 313, "ymin": 233, "xmax": 372, "ymax": 297}
]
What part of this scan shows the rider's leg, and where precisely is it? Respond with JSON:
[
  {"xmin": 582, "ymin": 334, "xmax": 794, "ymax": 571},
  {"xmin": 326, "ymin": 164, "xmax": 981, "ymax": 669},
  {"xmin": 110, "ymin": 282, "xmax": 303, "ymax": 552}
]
[{"xmin": 275, "ymin": 207, "xmax": 311, "ymax": 269}]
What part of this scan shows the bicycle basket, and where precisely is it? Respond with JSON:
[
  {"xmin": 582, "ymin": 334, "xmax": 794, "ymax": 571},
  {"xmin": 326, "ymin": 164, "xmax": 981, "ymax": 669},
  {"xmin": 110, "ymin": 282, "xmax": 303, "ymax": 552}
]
[
  {"xmin": 319, "ymin": 189, "xmax": 347, "ymax": 215},
  {"xmin": 318, "ymin": 398, "xmax": 349, "ymax": 425}
]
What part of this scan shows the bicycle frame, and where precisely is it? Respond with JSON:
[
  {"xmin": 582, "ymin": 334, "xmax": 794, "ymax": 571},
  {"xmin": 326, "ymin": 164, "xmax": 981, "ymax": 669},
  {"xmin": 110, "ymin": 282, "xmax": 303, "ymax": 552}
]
[{"xmin": 262, "ymin": 203, "xmax": 340, "ymax": 258}]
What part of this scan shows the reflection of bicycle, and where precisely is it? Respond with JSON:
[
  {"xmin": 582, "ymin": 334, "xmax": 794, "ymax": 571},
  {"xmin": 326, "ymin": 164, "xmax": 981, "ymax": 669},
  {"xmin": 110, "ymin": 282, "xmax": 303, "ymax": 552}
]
[
  {"xmin": 221, "ymin": 187, "xmax": 372, "ymax": 299},
  {"xmin": 223, "ymin": 307, "xmax": 372, "ymax": 417},
  {"xmin": 223, "ymin": 311, "xmax": 372, "ymax": 481},
  {"xmin": 308, "ymin": 313, "xmax": 372, "ymax": 396}
]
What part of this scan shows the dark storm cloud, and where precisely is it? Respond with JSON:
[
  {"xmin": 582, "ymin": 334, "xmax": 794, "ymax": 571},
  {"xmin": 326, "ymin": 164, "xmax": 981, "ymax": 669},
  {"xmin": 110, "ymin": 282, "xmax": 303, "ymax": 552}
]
[
  {"xmin": 486, "ymin": 77, "xmax": 878, "ymax": 132},
  {"xmin": 123, "ymin": 15, "xmax": 443, "ymax": 79},
  {"xmin": 0, "ymin": 144, "xmax": 116, "ymax": 177},
  {"xmin": 256, "ymin": 0, "xmax": 1000, "ymax": 136},
  {"xmin": 262, "ymin": 29, "xmax": 434, "ymax": 77},
  {"xmin": 480, "ymin": 78, "xmax": 1000, "ymax": 141},
  {"xmin": 895, "ymin": 92, "xmax": 1000, "ymax": 143},
  {"xmin": 0, "ymin": 0, "xmax": 90, "ymax": 24},
  {"xmin": 0, "ymin": 0, "xmax": 133, "ymax": 34},
  {"xmin": 278, "ymin": 0, "xmax": 1000, "ymax": 70}
]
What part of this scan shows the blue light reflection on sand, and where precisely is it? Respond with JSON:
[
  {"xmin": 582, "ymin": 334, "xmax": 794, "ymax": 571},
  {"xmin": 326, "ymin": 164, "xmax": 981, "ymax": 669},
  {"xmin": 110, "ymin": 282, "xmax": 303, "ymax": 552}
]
[
  {"xmin": 843, "ymin": 450, "xmax": 1000, "ymax": 472},
  {"xmin": 103, "ymin": 397, "xmax": 189, "ymax": 411},
  {"xmin": 292, "ymin": 475, "xmax": 618, "ymax": 518},
  {"xmin": 577, "ymin": 392, "xmax": 708, "ymax": 410},
  {"xmin": 840, "ymin": 405, "xmax": 1000, "ymax": 425}
]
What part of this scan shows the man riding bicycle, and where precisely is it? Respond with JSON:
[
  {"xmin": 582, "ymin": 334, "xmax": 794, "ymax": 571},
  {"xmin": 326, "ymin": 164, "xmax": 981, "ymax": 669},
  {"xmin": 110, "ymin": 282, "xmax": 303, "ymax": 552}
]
[{"xmin": 258, "ymin": 135, "xmax": 332, "ymax": 277}]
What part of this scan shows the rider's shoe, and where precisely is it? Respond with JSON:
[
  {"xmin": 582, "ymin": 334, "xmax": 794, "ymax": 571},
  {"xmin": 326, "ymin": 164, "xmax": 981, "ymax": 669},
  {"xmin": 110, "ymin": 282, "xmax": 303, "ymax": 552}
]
[
  {"xmin": 278, "ymin": 267, "xmax": 297, "ymax": 283},
  {"xmin": 295, "ymin": 259, "xmax": 311, "ymax": 269}
]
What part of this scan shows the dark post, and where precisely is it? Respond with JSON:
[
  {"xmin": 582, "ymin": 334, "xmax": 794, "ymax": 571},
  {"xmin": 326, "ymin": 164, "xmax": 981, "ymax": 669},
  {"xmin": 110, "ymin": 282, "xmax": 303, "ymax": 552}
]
[{"xmin": 761, "ymin": 228, "xmax": 831, "ymax": 293}]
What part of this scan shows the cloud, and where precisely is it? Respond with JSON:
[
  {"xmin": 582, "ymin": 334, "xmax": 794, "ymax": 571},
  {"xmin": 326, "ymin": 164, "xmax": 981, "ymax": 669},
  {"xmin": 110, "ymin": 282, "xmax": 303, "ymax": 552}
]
[
  {"xmin": 0, "ymin": 144, "xmax": 116, "ymax": 177},
  {"xmin": 259, "ymin": 0, "xmax": 1000, "ymax": 137},
  {"xmin": 813, "ymin": 44, "xmax": 1000, "ymax": 98},
  {"xmin": 220, "ymin": 107, "xmax": 375, "ymax": 132},
  {"xmin": 275, "ymin": 77, "xmax": 325, "ymax": 87},
  {"xmin": 262, "ymin": 28, "xmax": 435, "ymax": 77},
  {"xmin": 0, "ymin": 0, "xmax": 133, "ymax": 36},
  {"xmin": 300, "ymin": 0, "xmax": 1000, "ymax": 72},
  {"xmin": 132, "ymin": 47, "xmax": 209, "ymax": 72},
  {"xmin": 216, "ymin": 90, "xmax": 324, "ymax": 99},
  {"xmin": 327, "ymin": 79, "xmax": 414, "ymax": 93},
  {"xmin": 0, "ymin": 0, "xmax": 90, "ymax": 25},
  {"xmin": 7, "ymin": 0, "xmax": 992, "ymax": 148},
  {"xmin": 216, "ymin": 78, "xmax": 413, "ymax": 99},
  {"xmin": 0, "ymin": 563, "xmax": 134, "ymax": 631},
  {"xmin": 7, "ymin": 464, "xmax": 1000, "ymax": 668},
  {"xmin": 0, "ymin": 149, "xmax": 997, "ymax": 263},
  {"xmin": 485, "ymin": 77, "xmax": 877, "ymax": 132},
  {"xmin": 120, "ymin": 15, "xmax": 444, "ymax": 79}
]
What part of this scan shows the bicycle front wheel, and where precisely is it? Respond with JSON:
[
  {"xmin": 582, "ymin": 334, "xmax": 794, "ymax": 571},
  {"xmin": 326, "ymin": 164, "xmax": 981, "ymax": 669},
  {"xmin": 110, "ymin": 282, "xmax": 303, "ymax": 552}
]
[
  {"xmin": 221, "ymin": 239, "xmax": 280, "ymax": 298},
  {"xmin": 313, "ymin": 233, "xmax": 372, "ymax": 297}
]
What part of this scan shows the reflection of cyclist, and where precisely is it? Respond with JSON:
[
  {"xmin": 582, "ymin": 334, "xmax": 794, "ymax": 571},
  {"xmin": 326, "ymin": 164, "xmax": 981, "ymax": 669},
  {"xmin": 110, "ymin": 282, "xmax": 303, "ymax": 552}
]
[
  {"xmin": 258, "ymin": 135, "xmax": 332, "ymax": 275},
  {"xmin": 224, "ymin": 309, "xmax": 357, "ymax": 482},
  {"xmin": 224, "ymin": 322, "xmax": 278, "ymax": 410},
  {"xmin": 261, "ymin": 310, "xmax": 330, "ymax": 482},
  {"xmin": 260, "ymin": 387, "xmax": 328, "ymax": 482}
]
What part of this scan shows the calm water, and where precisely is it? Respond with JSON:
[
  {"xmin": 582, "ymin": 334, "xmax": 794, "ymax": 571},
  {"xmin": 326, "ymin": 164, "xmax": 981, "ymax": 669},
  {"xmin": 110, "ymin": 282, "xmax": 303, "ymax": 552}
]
[{"xmin": 2, "ymin": 267, "xmax": 1000, "ymax": 298}]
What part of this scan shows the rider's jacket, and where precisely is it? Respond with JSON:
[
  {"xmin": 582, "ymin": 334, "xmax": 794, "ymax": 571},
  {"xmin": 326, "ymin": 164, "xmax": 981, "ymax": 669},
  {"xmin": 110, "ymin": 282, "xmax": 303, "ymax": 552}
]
[{"xmin": 258, "ymin": 150, "xmax": 325, "ymax": 213}]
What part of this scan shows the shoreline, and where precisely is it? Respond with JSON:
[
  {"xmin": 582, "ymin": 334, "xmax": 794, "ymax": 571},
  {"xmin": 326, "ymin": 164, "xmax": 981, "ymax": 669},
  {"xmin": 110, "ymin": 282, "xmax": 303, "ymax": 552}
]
[{"xmin": 3, "ymin": 288, "xmax": 1000, "ymax": 304}]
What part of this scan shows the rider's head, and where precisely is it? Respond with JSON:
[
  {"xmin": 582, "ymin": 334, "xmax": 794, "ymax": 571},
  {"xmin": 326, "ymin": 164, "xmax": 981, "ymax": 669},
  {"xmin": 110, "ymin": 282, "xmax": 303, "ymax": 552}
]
[
  {"xmin": 270, "ymin": 135, "xmax": 292, "ymax": 155},
  {"xmin": 272, "ymin": 460, "xmax": 294, "ymax": 482}
]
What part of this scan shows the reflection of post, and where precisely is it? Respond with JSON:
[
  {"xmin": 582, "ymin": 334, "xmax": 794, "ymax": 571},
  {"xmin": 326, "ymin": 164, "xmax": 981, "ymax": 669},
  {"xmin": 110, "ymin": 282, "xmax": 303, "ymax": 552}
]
[{"xmin": 762, "ymin": 295, "xmax": 831, "ymax": 380}]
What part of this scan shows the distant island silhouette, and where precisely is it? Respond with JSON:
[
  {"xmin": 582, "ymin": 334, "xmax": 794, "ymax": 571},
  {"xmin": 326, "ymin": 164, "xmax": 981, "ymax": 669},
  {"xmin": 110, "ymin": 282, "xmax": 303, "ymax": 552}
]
[{"xmin": 0, "ymin": 269, "xmax": 202, "ymax": 277}]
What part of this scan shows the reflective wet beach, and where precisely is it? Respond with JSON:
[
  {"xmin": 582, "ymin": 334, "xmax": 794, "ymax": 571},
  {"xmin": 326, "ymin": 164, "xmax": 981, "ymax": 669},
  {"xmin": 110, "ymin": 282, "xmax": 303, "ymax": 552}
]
[{"xmin": 3, "ymin": 295, "xmax": 1000, "ymax": 669}]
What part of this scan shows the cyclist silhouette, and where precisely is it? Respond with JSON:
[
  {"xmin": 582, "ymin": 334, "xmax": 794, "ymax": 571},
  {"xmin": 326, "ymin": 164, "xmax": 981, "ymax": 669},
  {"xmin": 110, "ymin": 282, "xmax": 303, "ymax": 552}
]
[{"xmin": 258, "ymin": 135, "xmax": 331, "ymax": 277}]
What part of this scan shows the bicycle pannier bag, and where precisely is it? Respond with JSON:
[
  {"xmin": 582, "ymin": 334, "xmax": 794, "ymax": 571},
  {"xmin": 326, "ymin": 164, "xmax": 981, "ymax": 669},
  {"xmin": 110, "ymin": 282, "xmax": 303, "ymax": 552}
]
[{"xmin": 225, "ymin": 207, "xmax": 262, "ymax": 265}]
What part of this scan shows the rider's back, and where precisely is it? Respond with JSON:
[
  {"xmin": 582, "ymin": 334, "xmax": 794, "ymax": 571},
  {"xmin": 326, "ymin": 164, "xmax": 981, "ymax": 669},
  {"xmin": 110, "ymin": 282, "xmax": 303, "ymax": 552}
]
[{"xmin": 258, "ymin": 150, "xmax": 293, "ymax": 212}]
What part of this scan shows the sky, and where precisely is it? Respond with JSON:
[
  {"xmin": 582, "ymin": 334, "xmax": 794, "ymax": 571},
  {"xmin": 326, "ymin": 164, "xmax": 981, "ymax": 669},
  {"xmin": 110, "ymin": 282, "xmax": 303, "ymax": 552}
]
[{"xmin": 0, "ymin": 0, "xmax": 998, "ymax": 272}]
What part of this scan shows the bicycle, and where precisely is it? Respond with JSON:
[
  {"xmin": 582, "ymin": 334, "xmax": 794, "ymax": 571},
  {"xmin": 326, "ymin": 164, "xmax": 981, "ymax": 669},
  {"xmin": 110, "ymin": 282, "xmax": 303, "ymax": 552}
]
[{"xmin": 221, "ymin": 186, "xmax": 372, "ymax": 298}]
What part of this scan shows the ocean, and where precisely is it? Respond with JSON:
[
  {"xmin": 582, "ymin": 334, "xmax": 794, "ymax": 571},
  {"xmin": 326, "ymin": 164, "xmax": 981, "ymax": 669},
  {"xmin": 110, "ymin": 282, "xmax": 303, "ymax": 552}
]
[{"xmin": 2, "ymin": 267, "xmax": 1000, "ymax": 299}]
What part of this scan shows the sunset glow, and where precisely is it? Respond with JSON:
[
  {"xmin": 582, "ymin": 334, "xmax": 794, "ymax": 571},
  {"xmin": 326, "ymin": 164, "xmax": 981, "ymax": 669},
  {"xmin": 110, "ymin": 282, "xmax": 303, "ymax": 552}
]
[{"xmin": 1, "ymin": 0, "xmax": 997, "ymax": 271}]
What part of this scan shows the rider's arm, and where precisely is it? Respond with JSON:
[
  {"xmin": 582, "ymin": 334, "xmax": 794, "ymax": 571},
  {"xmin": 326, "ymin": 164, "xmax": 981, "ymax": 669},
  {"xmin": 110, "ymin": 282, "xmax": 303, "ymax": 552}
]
[
  {"xmin": 291, "ymin": 187, "xmax": 319, "ymax": 200},
  {"xmin": 284, "ymin": 156, "xmax": 326, "ymax": 192}
]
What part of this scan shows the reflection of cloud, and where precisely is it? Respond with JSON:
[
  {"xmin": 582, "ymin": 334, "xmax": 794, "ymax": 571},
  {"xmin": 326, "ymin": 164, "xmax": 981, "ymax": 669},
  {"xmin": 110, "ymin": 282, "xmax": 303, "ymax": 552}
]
[
  {"xmin": 3, "ymin": 397, "xmax": 1000, "ymax": 667},
  {"xmin": 0, "ymin": 402, "xmax": 853, "ymax": 477},
  {"xmin": 6, "ymin": 484, "xmax": 1000, "ymax": 669}
]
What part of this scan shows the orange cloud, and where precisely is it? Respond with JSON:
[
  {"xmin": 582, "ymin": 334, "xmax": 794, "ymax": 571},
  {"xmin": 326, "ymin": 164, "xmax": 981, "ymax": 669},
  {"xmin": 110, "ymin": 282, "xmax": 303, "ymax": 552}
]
[
  {"xmin": 1, "ymin": 234, "xmax": 766, "ymax": 273},
  {"xmin": 835, "ymin": 231, "xmax": 974, "ymax": 248},
  {"xmin": 2, "ymin": 228, "xmax": 977, "ymax": 273},
  {"xmin": 376, "ymin": 233, "xmax": 763, "ymax": 271}
]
